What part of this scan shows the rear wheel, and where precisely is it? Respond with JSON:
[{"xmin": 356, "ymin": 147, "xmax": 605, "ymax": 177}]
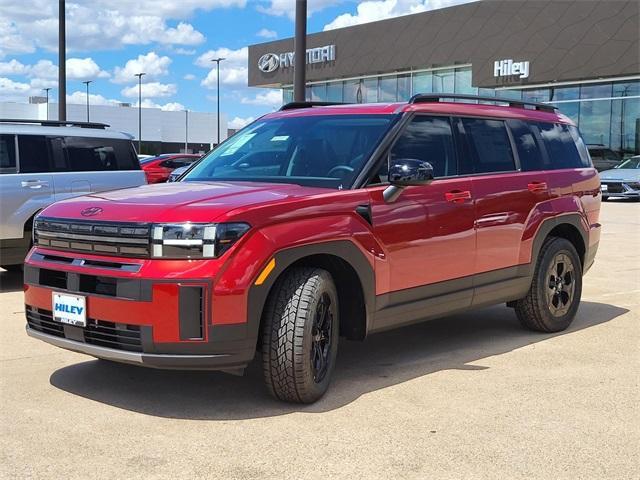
[
  {"xmin": 515, "ymin": 237, "xmax": 582, "ymax": 333},
  {"xmin": 261, "ymin": 267, "xmax": 339, "ymax": 403}
]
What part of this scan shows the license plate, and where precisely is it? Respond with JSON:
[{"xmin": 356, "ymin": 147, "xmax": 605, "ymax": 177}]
[
  {"xmin": 601, "ymin": 184, "xmax": 608, "ymax": 191},
  {"xmin": 52, "ymin": 292, "xmax": 87, "ymax": 327}
]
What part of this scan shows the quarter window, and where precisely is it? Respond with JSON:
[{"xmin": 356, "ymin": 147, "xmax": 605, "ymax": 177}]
[
  {"xmin": 537, "ymin": 123, "xmax": 585, "ymax": 169},
  {"xmin": 460, "ymin": 118, "xmax": 515, "ymax": 174},
  {"xmin": 0, "ymin": 134, "xmax": 16, "ymax": 174}
]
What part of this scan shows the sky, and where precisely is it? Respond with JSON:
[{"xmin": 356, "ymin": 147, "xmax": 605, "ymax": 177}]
[{"xmin": 0, "ymin": 0, "xmax": 471, "ymax": 129}]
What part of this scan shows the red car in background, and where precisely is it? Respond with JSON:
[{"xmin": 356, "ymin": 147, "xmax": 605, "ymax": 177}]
[{"xmin": 140, "ymin": 154, "xmax": 201, "ymax": 183}]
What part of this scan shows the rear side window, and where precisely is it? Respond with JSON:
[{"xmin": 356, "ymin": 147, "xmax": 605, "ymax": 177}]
[
  {"xmin": 390, "ymin": 115, "xmax": 457, "ymax": 178},
  {"xmin": 460, "ymin": 118, "xmax": 515, "ymax": 174},
  {"xmin": 0, "ymin": 134, "xmax": 16, "ymax": 173},
  {"xmin": 18, "ymin": 135, "xmax": 52, "ymax": 173},
  {"xmin": 537, "ymin": 123, "xmax": 585, "ymax": 169},
  {"xmin": 63, "ymin": 137, "xmax": 139, "ymax": 171},
  {"xmin": 508, "ymin": 120, "xmax": 545, "ymax": 171}
]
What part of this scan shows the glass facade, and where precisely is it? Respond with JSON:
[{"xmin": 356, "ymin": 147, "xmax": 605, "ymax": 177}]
[{"xmin": 282, "ymin": 66, "xmax": 640, "ymax": 157}]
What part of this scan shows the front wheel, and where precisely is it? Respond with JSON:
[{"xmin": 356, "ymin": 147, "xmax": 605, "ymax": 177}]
[
  {"xmin": 261, "ymin": 267, "xmax": 339, "ymax": 403},
  {"xmin": 515, "ymin": 237, "xmax": 583, "ymax": 333}
]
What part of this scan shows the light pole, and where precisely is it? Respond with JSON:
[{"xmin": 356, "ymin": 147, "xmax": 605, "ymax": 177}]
[
  {"xmin": 82, "ymin": 80, "xmax": 92, "ymax": 122},
  {"xmin": 211, "ymin": 57, "xmax": 225, "ymax": 145},
  {"xmin": 294, "ymin": 0, "xmax": 307, "ymax": 102},
  {"xmin": 58, "ymin": 0, "xmax": 66, "ymax": 121},
  {"xmin": 43, "ymin": 88, "xmax": 52, "ymax": 120},
  {"xmin": 185, "ymin": 109, "xmax": 189, "ymax": 153},
  {"xmin": 134, "ymin": 72, "xmax": 145, "ymax": 153}
]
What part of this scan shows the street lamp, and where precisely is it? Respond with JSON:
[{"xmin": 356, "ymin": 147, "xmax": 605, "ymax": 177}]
[
  {"xmin": 134, "ymin": 72, "xmax": 146, "ymax": 153},
  {"xmin": 82, "ymin": 80, "xmax": 92, "ymax": 122},
  {"xmin": 185, "ymin": 109, "xmax": 189, "ymax": 153},
  {"xmin": 211, "ymin": 57, "xmax": 225, "ymax": 145},
  {"xmin": 43, "ymin": 88, "xmax": 52, "ymax": 120}
]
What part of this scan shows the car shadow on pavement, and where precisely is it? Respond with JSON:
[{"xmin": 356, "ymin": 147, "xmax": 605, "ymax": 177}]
[
  {"xmin": 0, "ymin": 269, "xmax": 23, "ymax": 293},
  {"xmin": 50, "ymin": 301, "xmax": 627, "ymax": 420}
]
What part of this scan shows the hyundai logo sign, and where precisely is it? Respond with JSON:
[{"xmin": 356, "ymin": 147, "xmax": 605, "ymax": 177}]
[
  {"xmin": 258, "ymin": 45, "xmax": 336, "ymax": 73},
  {"xmin": 258, "ymin": 53, "xmax": 280, "ymax": 73},
  {"xmin": 81, "ymin": 206, "xmax": 103, "ymax": 217}
]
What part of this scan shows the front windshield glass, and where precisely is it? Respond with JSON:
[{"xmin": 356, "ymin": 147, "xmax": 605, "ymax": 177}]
[
  {"xmin": 615, "ymin": 156, "xmax": 640, "ymax": 169},
  {"xmin": 184, "ymin": 114, "xmax": 395, "ymax": 189}
]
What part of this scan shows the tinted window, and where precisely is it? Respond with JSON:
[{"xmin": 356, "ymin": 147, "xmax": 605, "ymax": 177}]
[
  {"xmin": 568, "ymin": 126, "xmax": 592, "ymax": 167},
  {"xmin": 185, "ymin": 115, "xmax": 394, "ymax": 189},
  {"xmin": 390, "ymin": 115, "xmax": 457, "ymax": 178},
  {"xmin": 508, "ymin": 120, "xmax": 545, "ymax": 171},
  {"xmin": 460, "ymin": 118, "xmax": 515, "ymax": 174},
  {"xmin": 18, "ymin": 135, "xmax": 52, "ymax": 173},
  {"xmin": 0, "ymin": 134, "xmax": 16, "ymax": 173},
  {"xmin": 63, "ymin": 137, "xmax": 138, "ymax": 171},
  {"xmin": 537, "ymin": 123, "xmax": 585, "ymax": 169}
]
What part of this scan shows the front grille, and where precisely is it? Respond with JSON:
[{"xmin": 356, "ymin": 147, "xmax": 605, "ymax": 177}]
[
  {"xmin": 603, "ymin": 182, "xmax": 624, "ymax": 193},
  {"xmin": 34, "ymin": 217, "xmax": 151, "ymax": 258},
  {"xmin": 26, "ymin": 308, "xmax": 65, "ymax": 337},
  {"xmin": 26, "ymin": 307, "xmax": 143, "ymax": 353}
]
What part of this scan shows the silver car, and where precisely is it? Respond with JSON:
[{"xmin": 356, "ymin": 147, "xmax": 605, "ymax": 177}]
[
  {"xmin": 600, "ymin": 155, "xmax": 640, "ymax": 201},
  {"xmin": 0, "ymin": 119, "xmax": 146, "ymax": 270}
]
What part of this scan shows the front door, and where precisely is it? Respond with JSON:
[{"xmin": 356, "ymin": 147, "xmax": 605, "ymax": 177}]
[{"xmin": 366, "ymin": 115, "xmax": 476, "ymax": 327}]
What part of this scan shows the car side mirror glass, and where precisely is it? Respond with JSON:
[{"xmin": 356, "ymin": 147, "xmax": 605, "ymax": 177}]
[{"xmin": 383, "ymin": 159, "xmax": 434, "ymax": 202}]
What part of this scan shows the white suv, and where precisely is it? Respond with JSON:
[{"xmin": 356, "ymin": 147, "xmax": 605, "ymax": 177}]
[{"xmin": 0, "ymin": 119, "xmax": 146, "ymax": 270}]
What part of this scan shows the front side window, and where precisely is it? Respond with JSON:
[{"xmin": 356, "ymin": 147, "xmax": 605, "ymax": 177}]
[
  {"xmin": 18, "ymin": 135, "xmax": 52, "ymax": 173},
  {"xmin": 460, "ymin": 118, "xmax": 515, "ymax": 174},
  {"xmin": 0, "ymin": 134, "xmax": 16, "ymax": 174},
  {"xmin": 185, "ymin": 115, "xmax": 395, "ymax": 189}
]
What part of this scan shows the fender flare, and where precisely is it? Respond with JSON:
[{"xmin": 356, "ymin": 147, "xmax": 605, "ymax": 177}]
[
  {"xmin": 529, "ymin": 213, "xmax": 588, "ymax": 269},
  {"xmin": 246, "ymin": 240, "xmax": 375, "ymax": 341}
]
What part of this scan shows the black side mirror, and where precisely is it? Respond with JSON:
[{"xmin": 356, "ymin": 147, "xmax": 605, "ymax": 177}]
[{"xmin": 383, "ymin": 159, "xmax": 434, "ymax": 202}]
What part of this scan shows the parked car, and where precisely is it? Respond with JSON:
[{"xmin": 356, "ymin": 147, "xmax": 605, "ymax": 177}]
[
  {"xmin": 137, "ymin": 154, "xmax": 153, "ymax": 161},
  {"xmin": 140, "ymin": 154, "xmax": 201, "ymax": 183},
  {"xmin": 24, "ymin": 94, "xmax": 601, "ymax": 403},
  {"xmin": 599, "ymin": 155, "xmax": 640, "ymax": 201},
  {"xmin": 167, "ymin": 164, "xmax": 190, "ymax": 182},
  {"xmin": 0, "ymin": 119, "xmax": 146, "ymax": 271},
  {"xmin": 587, "ymin": 144, "xmax": 622, "ymax": 172}
]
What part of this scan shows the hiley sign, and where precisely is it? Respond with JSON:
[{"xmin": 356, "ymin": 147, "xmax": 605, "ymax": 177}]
[
  {"xmin": 494, "ymin": 59, "xmax": 530, "ymax": 79},
  {"xmin": 258, "ymin": 45, "xmax": 336, "ymax": 73}
]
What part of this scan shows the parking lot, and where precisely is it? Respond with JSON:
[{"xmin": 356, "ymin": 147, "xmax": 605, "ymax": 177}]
[{"xmin": 0, "ymin": 201, "xmax": 638, "ymax": 480}]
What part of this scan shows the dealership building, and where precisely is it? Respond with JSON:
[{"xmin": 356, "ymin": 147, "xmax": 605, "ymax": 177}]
[{"xmin": 248, "ymin": 0, "xmax": 640, "ymax": 157}]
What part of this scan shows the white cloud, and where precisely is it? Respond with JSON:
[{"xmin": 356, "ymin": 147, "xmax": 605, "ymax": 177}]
[
  {"xmin": 112, "ymin": 52, "xmax": 172, "ymax": 84},
  {"xmin": 183, "ymin": 74, "xmax": 196, "ymax": 81},
  {"xmin": 66, "ymin": 90, "xmax": 121, "ymax": 106},
  {"xmin": 256, "ymin": 28, "xmax": 278, "ymax": 39},
  {"xmin": 66, "ymin": 57, "xmax": 110, "ymax": 80},
  {"xmin": 29, "ymin": 60, "xmax": 58, "ymax": 80},
  {"xmin": 323, "ymin": 0, "xmax": 475, "ymax": 30},
  {"xmin": 121, "ymin": 81, "xmax": 177, "ymax": 98},
  {"xmin": 0, "ymin": 59, "xmax": 29, "ymax": 76},
  {"xmin": 257, "ymin": 0, "xmax": 340, "ymax": 20},
  {"xmin": 0, "ymin": 0, "xmax": 248, "ymax": 53},
  {"xmin": 228, "ymin": 116, "xmax": 255, "ymax": 129},
  {"xmin": 0, "ymin": 77, "xmax": 32, "ymax": 99},
  {"xmin": 240, "ymin": 89, "xmax": 282, "ymax": 107},
  {"xmin": 131, "ymin": 99, "xmax": 185, "ymax": 110},
  {"xmin": 196, "ymin": 47, "xmax": 248, "ymax": 87}
]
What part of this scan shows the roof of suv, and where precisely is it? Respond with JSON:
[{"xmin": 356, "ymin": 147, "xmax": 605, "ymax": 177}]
[
  {"xmin": 0, "ymin": 120, "xmax": 134, "ymax": 140},
  {"xmin": 265, "ymin": 98, "xmax": 574, "ymax": 125}
]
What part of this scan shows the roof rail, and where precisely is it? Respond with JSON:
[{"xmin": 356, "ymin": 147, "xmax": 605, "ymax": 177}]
[
  {"xmin": 279, "ymin": 101, "xmax": 349, "ymax": 111},
  {"xmin": 0, "ymin": 118, "xmax": 110, "ymax": 129},
  {"xmin": 408, "ymin": 93, "xmax": 557, "ymax": 113}
]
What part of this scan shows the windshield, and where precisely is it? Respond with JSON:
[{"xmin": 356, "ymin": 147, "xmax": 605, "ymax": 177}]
[
  {"xmin": 184, "ymin": 114, "xmax": 395, "ymax": 189},
  {"xmin": 615, "ymin": 156, "xmax": 640, "ymax": 169}
]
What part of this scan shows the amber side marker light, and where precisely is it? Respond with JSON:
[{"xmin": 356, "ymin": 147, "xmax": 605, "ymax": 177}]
[{"xmin": 255, "ymin": 258, "xmax": 276, "ymax": 286}]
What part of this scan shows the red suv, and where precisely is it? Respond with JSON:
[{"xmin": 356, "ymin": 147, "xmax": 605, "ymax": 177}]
[
  {"xmin": 24, "ymin": 94, "xmax": 601, "ymax": 403},
  {"xmin": 140, "ymin": 154, "xmax": 201, "ymax": 183}
]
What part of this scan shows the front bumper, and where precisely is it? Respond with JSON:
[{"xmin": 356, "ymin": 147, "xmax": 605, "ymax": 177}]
[{"xmin": 601, "ymin": 182, "xmax": 640, "ymax": 198}]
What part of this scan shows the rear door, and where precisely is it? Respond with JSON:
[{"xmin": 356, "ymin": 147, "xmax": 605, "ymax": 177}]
[
  {"xmin": 0, "ymin": 134, "xmax": 55, "ymax": 240},
  {"xmin": 367, "ymin": 115, "xmax": 476, "ymax": 319},
  {"xmin": 456, "ymin": 117, "xmax": 550, "ymax": 278},
  {"xmin": 53, "ymin": 136, "xmax": 145, "ymax": 199}
]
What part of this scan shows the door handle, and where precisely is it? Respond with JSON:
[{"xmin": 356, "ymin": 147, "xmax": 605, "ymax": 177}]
[
  {"xmin": 527, "ymin": 181, "xmax": 548, "ymax": 193},
  {"xmin": 445, "ymin": 190, "xmax": 472, "ymax": 203},
  {"xmin": 21, "ymin": 180, "xmax": 49, "ymax": 189}
]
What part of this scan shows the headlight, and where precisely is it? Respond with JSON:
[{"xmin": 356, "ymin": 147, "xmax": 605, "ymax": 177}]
[
  {"xmin": 151, "ymin": 222, "xmax": 250, "ymax": 259},
  {"xmin": 626, "ymin": 182, "xmax": 640, "ymax": 190}
]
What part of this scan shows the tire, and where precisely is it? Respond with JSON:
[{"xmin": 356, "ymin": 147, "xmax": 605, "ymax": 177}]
[
  {"xmin": 515, "ymin": 237, "xmax": 583, "ymax": 333},
  {"xmin": 1, "ymin": 264, "xmax": 23, "ymax": 273},
  {"xmin": 261, "ymin": 267, "xmax": 339, "ymax": 403}
]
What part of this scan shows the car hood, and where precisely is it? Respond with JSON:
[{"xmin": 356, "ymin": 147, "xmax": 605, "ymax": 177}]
[
  {"xmin": 40, "ymin": 181, "xmax": 331, "ymax": 223},
  {"xmin": 599, "ymin": 169, "xmax": 640, "ymax": 181}
]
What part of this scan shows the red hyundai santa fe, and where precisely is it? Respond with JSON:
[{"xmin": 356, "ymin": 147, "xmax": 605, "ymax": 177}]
[{"xmin": 24, "ymin": 94, "xmax": 601, "ymax": 403}]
